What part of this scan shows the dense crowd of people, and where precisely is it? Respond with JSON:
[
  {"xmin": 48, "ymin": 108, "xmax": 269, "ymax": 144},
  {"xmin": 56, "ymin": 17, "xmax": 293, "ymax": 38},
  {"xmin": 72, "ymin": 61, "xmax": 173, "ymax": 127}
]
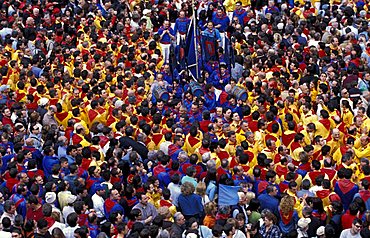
[{"xmin": 1, "ymin": 0, "xmax": 370, "ymax": 238}]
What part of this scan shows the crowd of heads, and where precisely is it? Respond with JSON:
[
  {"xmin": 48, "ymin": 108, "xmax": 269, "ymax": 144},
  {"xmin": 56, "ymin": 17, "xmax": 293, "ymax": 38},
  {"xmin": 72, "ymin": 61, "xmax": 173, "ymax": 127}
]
[{"xmin": 1, "ymin": 0, "xmax": 370, "ymax": 238}]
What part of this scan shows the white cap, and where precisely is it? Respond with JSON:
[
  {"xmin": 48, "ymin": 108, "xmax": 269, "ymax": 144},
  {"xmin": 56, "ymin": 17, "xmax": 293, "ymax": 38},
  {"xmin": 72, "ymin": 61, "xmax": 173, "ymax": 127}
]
[
  {"xmin": 298, "ymin": 218, "xmax": 311, "ymax": 229},
  {"xmin": 38, "ymin": 97, "xmax": 49, "ymax": 106},
  {"xmin": 0, "ymin": 85, "xmax": 10, "ymax": 92},
  {"xmin": 277, "ymin": 23, "xmax": 284, "ymax": 30},
  {"xmin": 143, "ymin": 9, "xmax": 151, "ymax": 15},
  {"xmin": 67, "ymin": 195, "xmax": 77, "ymax": 204},
  {"xmin": 45, "ymin": 192, "xmax": 56, "ymax": 204},
  {"xmin": 317, "ymin": 226, "xmax": 325, "ymax": 236}
]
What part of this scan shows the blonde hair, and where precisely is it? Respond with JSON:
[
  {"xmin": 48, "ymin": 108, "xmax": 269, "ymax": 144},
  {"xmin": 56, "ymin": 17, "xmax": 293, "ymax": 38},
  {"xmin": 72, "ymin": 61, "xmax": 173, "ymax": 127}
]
[
  {"xmin": 181, "ymin": 182, "xmax": 195, "ymax": 196},
  {"xmin": 196, "ymin": 182, "xmax": 207, "ymax": 196},
  {"xmin": 158, "ymin": 206, "xmax": 171, "ymax": 219},
  {"xmin": 226, "ymin": 218, "xmax": 237, "ymax": 227},
  {"xmin": 279, "ymin": 195, "xmax": 295, "ymax": 215},
  {"xmin": 245, "ymin": 191, "xmax": 255, "ymax": 202},
  {"xmin": 204, "ymin": 202, "xmax": 217, "ymax": 216}
]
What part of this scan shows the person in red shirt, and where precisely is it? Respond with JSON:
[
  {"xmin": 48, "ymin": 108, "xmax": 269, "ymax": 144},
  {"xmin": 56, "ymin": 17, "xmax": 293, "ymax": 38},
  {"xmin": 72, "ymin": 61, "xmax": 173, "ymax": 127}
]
[
  {"xmin": 26, "ymin": 194, "xmax": 43, "ymax": 221},
  {"xmin": 341, "ymin": 202, "xmax": 360, "ymax": 229}
]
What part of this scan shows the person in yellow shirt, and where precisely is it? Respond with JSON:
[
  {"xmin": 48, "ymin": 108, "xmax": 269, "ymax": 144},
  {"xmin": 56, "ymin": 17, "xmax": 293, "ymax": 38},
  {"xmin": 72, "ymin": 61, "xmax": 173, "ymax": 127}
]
[
  {"xmin": 356, "ymin": 107, "xmax": 370, "ymax": 130},
  {"xmin": 301, "ymin": 123, "xmax": 316, "ymax": 146},
  {"xmin": 300, "ymin": 102, "xmax": 318, "ymax": 127},
  {"xmin": 261, "ymin": 139, "xmax": 277, "ymax": 160},
  {"xmin": 341, "ymin": 100, "xmax": 354, "ymax": 128},
  {"xmin": 254, "ymin": 119, "xmax": 267, "ymax": 150},
  {"xmin": 224, "ymin": 0, "xmax": 236, "ymax": 19},
  {"xmin": 286, "ymin": 181, "xmax": 304, "ymax": 216},
  {"xmin": 225, "ymin": 131, "xmax": 238, "ymax": 157},
  {"xmin": 354, "ymin": 136, "xmax": 370, "ymax": 161},
  {"xmin": 285, "ymin": 96, "xmax": 300, "ymax": 125},
  {"xmin": 327, "ymin": 128, "xmax": 343, "ymax": 156},
  {"xmin": 183, "ymin": 127, "xmax": 203, "ymax": 155},
  {"xmin": 236, "ymin": 120, "xmax": 249, "ymax": 144}
]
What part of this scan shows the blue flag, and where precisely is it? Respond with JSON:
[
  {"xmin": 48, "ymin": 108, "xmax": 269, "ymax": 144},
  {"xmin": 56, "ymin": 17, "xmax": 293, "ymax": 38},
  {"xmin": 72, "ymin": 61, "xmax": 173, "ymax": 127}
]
[
  {"xmin": 175, "ymin": 36, "xmax": 187, "ymax": 73},
  {"xmin": 224, "ymin": 37, "xmax": 235, "ymax": 73},
  {"xmin": 185, "ymin": 19, "xmax": 200, "ymax": 80},
  {"xmin": 201, "ymin": 33, "xmax": 217, "ymax": 63},
  {"xmin": 218, "ymin": 184, "xmax": 240, "ymax": 206}
]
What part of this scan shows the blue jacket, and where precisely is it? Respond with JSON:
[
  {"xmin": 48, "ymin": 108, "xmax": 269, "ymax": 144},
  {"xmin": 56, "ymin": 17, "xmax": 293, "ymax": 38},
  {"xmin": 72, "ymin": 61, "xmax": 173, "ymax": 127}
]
[
  {"xmin": 202, "ymin": 28, "xmax": 221, "ymax": 41},
  {"xmin": 233, "ymin": 9, "xmax": 247, "ymax": 27},
  {"xmin": 11, "ymin": 193, "xmax": 27, "ymax": 218},
  {"xmin": 43, "ymin": 155, "xmax": 60, "ymax": 178},
  {"xmin": 258, "ymin": 193, "xmax": 279, "ymax": 216},
  {"xmin": 88, "ymin": 223, "xmax": 99, "ymax": 238},
  {"xmin": 204, "ymin": 92, "xmax": 217, "ymax": 111},
  {"xmin": 189, "ymin": 112, "xmax": 203, "ymax": 124},
  {"xmin": 206, "ymin": 181, "xmax": 217, "ymax": 201},
  {"xmin": 158, "ymin": 26, "xmax": 175, "ymax": 44},
  {"xmin": 174, "ymin": 17, "xmax": 190, "ymax": 34},
  {"xmin": 104, "ymin": 199, "xmax": 125, "ymax": 219},
  {"xmin": 334, "ymin": 180, "xmax": 359, "ymax": 210},
  {"xmin": 178, "ymin": 193, "xmax": 204, "ymax": 216},
  {"xmin": 278, "ymin": 209, "xmax": 299, "ymax": 234},
  {"xmin": 212, "ymin": 13, "xmax": 230, "ymax": 32},
  {"xmin": 1, "ymin": 154, "xmax": 14, "ymax": 174}
]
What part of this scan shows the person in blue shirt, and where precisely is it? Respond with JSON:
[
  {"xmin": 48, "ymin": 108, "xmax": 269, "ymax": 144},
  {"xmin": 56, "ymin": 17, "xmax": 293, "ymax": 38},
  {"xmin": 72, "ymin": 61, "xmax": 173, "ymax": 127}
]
[
  {"xmin": 233, "ymin": 2, "xmax": 247, "ymax": 27},
  {"xmin": 210, "ymin": 64, "xmax": 230, "ymax": 89},
  {"xmin": 258, "ymin": 185, "xmax": 280, "ymax": 217},
  {"xmin": 161, "ymin": 64, "xmax": 179, "ymax": 85},
  {"xmin": 265, "ymin": 0, "xmax": 280, "ymax": 15},
  {"xmin": 11, "ymin": 184, "xmax": 27, "ymax": 218},
  {"xmin": 157, "ymin": 20, "xmax": 175, "ymax": 64},
  {"xmin": 174, "ymin": 10, "xmax": 190, "ymax": 44},
  {"xmin": 189, "ymin": 103, "xmax": 203, "ymax": 124},
  {"xmin": 104, "ymin": 189, "xmax": 125, "ymax": 219},
  {"xmin": 212, "ymin": 8, "xmax": 230, "ymax": 48},
  {"xmin": 204, "ymin": 84, "xmax": 217, "ymax": 112},
  {"xmin": 65, "ymin": 145, "xmax": 77, "ymax": 165},
  {"xmin": 42, "ymin": 146, "xmax": 59, "ymax": 178},
  {"xmin": 201, "ymin": 22, "xmax": 222, "ymax": 63},
  {"xmin": 87, "ymin": 213, "xmax": 100, "ymax": 238},
  {"xmin": 178, "ymin": 182, "xmax": 204, "ymax": 220}
]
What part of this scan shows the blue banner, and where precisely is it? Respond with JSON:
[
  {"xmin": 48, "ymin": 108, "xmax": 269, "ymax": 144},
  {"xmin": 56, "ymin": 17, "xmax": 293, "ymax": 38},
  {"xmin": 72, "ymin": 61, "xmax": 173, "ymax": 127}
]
[{"xmin": 218, "ymin": 184, "xmax": 240, "ymax": 206}]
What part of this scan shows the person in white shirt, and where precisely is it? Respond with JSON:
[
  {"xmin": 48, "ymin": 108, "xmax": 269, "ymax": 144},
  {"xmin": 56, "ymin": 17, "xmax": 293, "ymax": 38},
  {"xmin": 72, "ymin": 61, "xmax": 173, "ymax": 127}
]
[
  {"xmin": 62, "ymin": 195, "xmax": 77, "ymax": 222},
  {"xmin": 168, "ymin": 174, "xmax": 182, "ymax": 207},
  {"xmin": 45, "ymin": 192, "xmax": 64, "ymax": 223},
  {"xmin": 92, "ymin": 185, "xmax": 106, "ymax": 219},
  {"xmin": 340, "ymin": 218, "xmax": 362, "ymax": 238},
  {"xmin": 63, "ymin": 213, "xmax": 80, "ymax": 238},
  {"xmin": 0, "ymin": 201, "xmax": 17, "ymax": 225},
  {"xmin": 160, "ymin": 132, "xmax": 173, "ymax": 155},
  {"xmin": 42, "ymin": 204, "xmax": 66, "ymax": 233}
]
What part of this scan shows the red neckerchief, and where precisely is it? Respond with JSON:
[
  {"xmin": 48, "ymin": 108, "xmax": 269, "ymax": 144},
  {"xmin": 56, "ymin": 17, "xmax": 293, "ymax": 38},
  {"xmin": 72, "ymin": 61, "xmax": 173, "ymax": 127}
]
[{"xmin": 279, "ymin": 209, "xmax": 293, "ymax": 225}]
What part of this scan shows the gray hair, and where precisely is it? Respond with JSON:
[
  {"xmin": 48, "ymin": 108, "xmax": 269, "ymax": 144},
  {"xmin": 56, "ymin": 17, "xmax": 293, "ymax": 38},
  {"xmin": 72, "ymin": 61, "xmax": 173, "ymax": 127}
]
[
  {"xmin": 178, "ymin": 151, "xmax": 188, "ymax": 161},
  {"xmin": 206, "ymin": 159, "xmax": 216, "ymax": 170},
  {"xmin": 137, "ymin": 133, "xmax": 146, "ymax": 142},
  {"xmin": 202, "ymin": 152, "xmax": 211, "ymax": 163}
]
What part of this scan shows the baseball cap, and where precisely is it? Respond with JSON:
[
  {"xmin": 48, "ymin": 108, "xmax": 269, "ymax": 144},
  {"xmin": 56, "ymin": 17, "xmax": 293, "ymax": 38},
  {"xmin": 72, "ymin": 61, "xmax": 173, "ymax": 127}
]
[{"xmin": 317, "ymin": 226, "xmax": 325, "ymax": 236}]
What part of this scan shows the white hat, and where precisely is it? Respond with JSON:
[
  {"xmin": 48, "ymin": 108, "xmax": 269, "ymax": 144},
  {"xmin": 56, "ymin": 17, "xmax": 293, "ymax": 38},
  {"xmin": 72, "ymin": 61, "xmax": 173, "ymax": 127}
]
[
  {"xmin": 143, "ymin": 9, "xmax": 151, "ymax": 15},
  {"xmin": 0, "ymin": 85, "xmax": 10, "ymax": 92},
  {"xmin": 317, "ymin": 226, "xmax": 325, "ymax": 236},
  {"xmin": 38, "ymin": 97, "xmax": 49, "ymax": 106},
  {"xmin": 298, "ymin": 218, "xmax": 311, "ymax": 229},
  {"xmin": 277, "ymin": 23, "xmax": 284, "ymax": 30},
  {"xmin": 114, "ymin": 100, "xmax": 124, "ymax": 109},
  {"xmin": 67, "ymin": 195, "xmax": 77, "ymax": 204},
  {"xmin": 186, "ymin": 233, "xmax": 198, "ymax": 238},
  {"xmin": 45, "ymin": 192, "xmax": 56, "ymax": 204}
]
